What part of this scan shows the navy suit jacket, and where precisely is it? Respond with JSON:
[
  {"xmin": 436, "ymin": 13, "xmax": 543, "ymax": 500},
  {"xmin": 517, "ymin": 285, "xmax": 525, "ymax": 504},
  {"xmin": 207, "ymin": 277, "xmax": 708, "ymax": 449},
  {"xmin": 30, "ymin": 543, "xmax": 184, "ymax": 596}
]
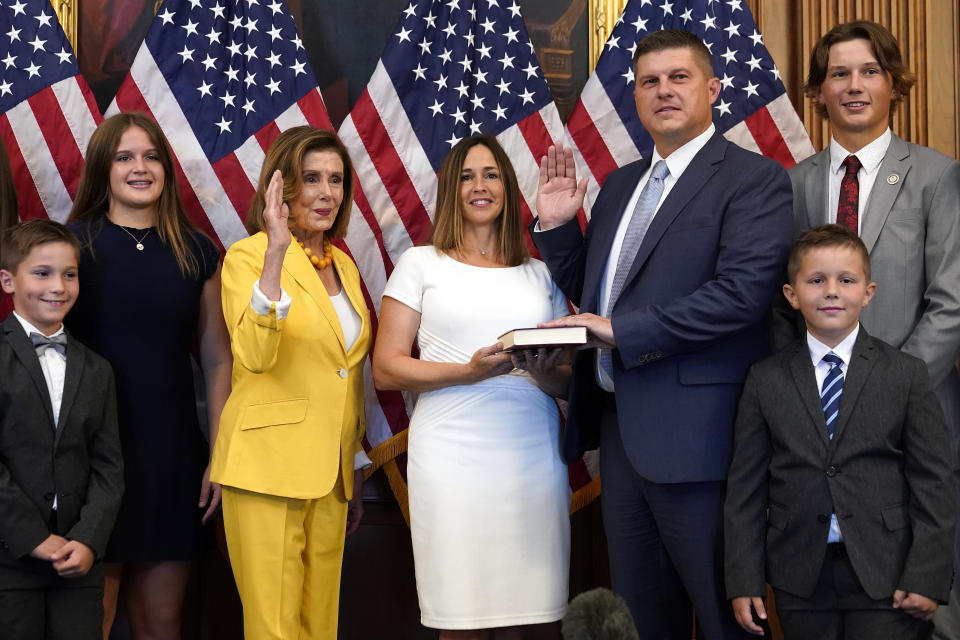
[{"xmin": 532, "ymin": 133, "xmax": 794, "ymax": 483}]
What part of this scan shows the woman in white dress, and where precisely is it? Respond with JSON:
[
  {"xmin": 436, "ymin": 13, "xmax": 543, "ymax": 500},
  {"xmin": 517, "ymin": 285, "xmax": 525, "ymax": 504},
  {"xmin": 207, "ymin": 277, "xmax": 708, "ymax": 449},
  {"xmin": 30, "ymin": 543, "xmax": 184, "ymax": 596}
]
[{"xmin": 373, "ymin": 135, "xmax": 571, "ymax": 640}]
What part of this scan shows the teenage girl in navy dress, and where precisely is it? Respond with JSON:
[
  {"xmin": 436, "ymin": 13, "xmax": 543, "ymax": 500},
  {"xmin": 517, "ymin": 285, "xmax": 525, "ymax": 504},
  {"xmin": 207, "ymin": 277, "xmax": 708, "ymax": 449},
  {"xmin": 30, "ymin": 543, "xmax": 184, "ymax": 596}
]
[{"xmin": 66, "ymin": 113, "xmax": 232, "ymax": 640}]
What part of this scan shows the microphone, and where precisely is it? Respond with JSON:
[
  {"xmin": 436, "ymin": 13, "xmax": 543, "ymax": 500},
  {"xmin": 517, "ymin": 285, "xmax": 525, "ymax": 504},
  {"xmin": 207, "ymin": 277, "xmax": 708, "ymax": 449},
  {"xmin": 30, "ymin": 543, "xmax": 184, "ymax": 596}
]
[{"xmin": 562, "ymin": 588, "xmax": 640, "ymax": 640}]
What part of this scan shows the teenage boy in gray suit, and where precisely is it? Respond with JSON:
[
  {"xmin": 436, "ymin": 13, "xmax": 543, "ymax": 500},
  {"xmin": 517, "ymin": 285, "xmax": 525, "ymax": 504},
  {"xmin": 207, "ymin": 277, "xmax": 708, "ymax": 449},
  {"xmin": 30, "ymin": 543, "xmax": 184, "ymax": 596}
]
[
  {"xmin": 0, "ymin": 220, "xmax": 123, "ymax": 640},
  {"xmin": 725, "ymin": 225, "xmax": 954, "ymax": 639}
]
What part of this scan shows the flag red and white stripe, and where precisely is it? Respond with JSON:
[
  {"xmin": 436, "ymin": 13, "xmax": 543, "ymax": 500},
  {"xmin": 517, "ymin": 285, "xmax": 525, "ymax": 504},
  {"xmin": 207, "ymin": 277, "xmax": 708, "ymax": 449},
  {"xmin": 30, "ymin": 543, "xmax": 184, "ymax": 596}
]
[{"xmin": 0, "ymin": 1, "xmax": 102, "ymax": 222}]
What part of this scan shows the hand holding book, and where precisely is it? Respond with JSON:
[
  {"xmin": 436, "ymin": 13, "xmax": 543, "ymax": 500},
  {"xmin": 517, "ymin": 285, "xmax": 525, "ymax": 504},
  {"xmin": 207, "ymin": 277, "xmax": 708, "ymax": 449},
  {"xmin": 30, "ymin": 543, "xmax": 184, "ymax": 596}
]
[
  {"xmin": 508, "ymin": 346, "xmax": 570, "ymax": 372},
  {"xmin": 508, "ymin": 346, "xmax": 572, "ymax": 398},
  {"xmin": 537, "ymin": 312, "xmax": 616, "ymax": 350}
]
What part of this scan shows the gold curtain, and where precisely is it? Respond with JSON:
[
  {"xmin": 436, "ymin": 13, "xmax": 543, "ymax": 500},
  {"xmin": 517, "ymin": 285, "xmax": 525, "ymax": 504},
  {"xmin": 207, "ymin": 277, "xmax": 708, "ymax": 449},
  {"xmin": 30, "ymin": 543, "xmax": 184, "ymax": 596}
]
[
  {"xmin": 52, "ymin": 1, "xmax": 77, "ymax": 49},
  {"xmin": 588, "ymin": 0, "xmax": 960, "ymax": 157}
]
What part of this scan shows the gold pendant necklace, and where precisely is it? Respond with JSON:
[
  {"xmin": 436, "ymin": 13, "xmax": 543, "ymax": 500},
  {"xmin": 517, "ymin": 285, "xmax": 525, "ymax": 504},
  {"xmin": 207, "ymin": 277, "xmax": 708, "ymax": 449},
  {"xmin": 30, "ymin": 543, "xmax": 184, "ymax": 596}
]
[{"xmin": 117, "ymin": 226, "xmax": 152, "ymax": 251}]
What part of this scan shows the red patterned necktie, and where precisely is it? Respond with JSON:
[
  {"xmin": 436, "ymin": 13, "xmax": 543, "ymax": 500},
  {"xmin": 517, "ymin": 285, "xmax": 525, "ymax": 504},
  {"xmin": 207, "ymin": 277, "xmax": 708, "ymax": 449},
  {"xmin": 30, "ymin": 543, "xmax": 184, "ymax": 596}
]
[{"xmin": 837, "ymin": 155, "xmax": 862, "ymax": 233}]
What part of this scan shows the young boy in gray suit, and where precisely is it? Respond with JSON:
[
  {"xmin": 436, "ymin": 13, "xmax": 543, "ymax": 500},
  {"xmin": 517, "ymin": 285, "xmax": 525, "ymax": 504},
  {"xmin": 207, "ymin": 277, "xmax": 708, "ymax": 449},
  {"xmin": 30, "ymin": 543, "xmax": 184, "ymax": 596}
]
[
  {"xmin": 0, "ymin": 220, "xmax": 123, "ymax": 639},
  {"xmin": 725, "ymin": 224, "xmax": 954, "ymax": 639}
]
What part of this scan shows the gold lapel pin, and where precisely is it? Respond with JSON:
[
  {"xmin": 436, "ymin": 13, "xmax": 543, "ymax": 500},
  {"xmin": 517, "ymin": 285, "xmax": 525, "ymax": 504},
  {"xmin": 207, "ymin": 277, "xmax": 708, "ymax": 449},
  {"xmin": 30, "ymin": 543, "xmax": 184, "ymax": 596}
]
[{"xmin": 886, "ymin": 173, "xmax": 900, "ymax": 185}]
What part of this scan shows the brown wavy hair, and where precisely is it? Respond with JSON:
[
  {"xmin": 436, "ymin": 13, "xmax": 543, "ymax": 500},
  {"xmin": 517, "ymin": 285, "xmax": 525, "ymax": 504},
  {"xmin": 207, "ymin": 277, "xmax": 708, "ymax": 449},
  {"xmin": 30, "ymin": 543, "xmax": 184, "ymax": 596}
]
[
  {"xmin": 246, "ymin": 126, "xmax": 353, "ymax": 240},
  {"xmin": 428, "ymin": 135, "xmax": 528, "ymax": 266},
  {"xmin": 0, "ymin": 135, "xmax": 18, "ymax": 270},
  {"xmin": 68, "ymin": 113, "xmax": 205, "ymax": 277},
  {"xmin": 805, "ymin": 21, "xmax": 915, "ymax": 118}
]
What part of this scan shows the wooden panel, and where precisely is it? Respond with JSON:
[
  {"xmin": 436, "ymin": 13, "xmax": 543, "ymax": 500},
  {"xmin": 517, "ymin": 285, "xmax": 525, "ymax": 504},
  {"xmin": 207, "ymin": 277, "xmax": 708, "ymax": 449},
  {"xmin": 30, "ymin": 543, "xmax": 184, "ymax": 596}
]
[{"xmin": 926, "ymin": 0, "xmax": 960, "ymax": 157}]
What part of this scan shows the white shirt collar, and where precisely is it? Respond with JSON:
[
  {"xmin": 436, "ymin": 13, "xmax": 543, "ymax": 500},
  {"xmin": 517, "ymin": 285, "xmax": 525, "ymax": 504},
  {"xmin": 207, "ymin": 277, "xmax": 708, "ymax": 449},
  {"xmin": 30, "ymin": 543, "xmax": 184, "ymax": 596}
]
[
  {"xmin": 806, "ymin": 325, "xmax": 859, "ymax": 367},
  {"xmin": 651, "ymin": 124, "xmax": 716, "ymax": 181},
  {"xmin": 11, "ymin": 311, "xmax": 66, "ymax": 340},
  {"xmin": 829, "ymin": 129, "xmax": 891, "ymax": 175}
]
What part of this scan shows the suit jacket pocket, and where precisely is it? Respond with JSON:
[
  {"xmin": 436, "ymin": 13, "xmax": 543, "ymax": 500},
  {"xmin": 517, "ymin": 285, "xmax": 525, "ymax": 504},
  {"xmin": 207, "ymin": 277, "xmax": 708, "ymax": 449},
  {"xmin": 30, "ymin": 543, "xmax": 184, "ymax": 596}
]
[
  {"xmin": 240, "ymin": 398, "xmax": 309, "ymax": 430},
  {"xmin": 889, "ymin": 207, "xmax": 921, "ymax": 222},
  {"xmin": 881, "ymin": 504, "xmax": 908, "ymax": 531},
  {"xmin": 767, "ymin": 503, "xmax": 790, "ymax": 531}
]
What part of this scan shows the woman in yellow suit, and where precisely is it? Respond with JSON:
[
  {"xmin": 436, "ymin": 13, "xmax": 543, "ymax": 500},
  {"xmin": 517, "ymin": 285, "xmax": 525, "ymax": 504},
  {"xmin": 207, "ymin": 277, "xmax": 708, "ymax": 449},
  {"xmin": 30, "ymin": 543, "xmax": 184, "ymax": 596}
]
[{"xmin": 211, "ymin": 127, "xmax": 371, "ymax": 640}]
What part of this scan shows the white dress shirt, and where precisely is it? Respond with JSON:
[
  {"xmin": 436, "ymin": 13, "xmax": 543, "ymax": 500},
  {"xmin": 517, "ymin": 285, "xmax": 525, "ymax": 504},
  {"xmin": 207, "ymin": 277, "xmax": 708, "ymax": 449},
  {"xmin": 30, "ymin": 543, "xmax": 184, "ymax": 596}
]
[
  {"xmin": 806, "ymin": 324, "xmax": 860, "ymax": 543},
  {"xmin": 827, "ymin": 129, "xmax": 892, "ymax": 233},
  {"xmin": 595, "ymin": 124, "xmax": 717, "ymax": 391},
  {"xmin": 12, "ymin": 312, "xmax": 66, "ymax": 425},
  {"xmin": 250, "ymin": 280, "xmax": 372, "ymax": 471}
]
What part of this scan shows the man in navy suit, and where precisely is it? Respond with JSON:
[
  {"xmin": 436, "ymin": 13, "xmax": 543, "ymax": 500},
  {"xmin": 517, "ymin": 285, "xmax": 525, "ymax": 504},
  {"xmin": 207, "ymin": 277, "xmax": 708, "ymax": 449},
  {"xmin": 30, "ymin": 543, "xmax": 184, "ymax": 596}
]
[{"xmin": 532, "ymin": 29, "xmax": 793, "ymax": 638}]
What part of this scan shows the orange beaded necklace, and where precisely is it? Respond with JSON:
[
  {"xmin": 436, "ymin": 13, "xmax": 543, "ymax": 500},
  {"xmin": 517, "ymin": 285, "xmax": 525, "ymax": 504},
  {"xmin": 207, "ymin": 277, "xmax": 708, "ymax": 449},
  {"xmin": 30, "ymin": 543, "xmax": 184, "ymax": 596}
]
[{"xmin": 294, "ymin": 236, "xmax": 333, "ymax": 270}]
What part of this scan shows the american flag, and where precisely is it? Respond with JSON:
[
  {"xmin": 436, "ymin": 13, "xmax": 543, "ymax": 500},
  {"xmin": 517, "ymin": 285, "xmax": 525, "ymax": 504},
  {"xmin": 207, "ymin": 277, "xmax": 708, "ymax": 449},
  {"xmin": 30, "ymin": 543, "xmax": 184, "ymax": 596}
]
[
  {"xmin": 338, "ymin": 0, "xmax": 600, "ymax": 516},
  {"xmin": 567, "ymin": 0, "xmax": 814, "ymax": 212},
  {"xmin": 107, "ymin": 0, "xmax": 336, "ymax": 251},
  {"xmin": 0, "ymin": 0, "xmax": 101, "ymax": 222}
]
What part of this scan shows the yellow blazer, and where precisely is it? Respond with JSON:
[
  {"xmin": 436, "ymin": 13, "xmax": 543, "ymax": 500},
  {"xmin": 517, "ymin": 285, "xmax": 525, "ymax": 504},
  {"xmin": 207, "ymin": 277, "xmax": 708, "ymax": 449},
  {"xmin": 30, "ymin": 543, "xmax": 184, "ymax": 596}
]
[{"xmin": 211, "ymin": 231, "xmax": 371, "ymax": 499}]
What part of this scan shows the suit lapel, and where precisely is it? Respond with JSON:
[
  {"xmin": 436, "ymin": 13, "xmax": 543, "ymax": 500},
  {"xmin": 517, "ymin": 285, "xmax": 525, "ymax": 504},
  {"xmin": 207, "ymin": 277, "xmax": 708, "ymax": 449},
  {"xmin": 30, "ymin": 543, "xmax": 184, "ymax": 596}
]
[
  {"xmin": 860, "ymin": 135, "xmax": 909, "ymax": 253},
  {"xmin": 582, "ymin": 160, "xmax": 649, "ymax": 313},
  {"xmin": 54, "ymin": 333, "xmax": 85, "ymax": 446},
  {"xmin": 2, "ymin": 316, "xmax": 56, "ymax": 430},
  {"xmin": 803, "ymin": 149, "xmax": 830, "ymax": 228},
  {"xmin": 283, "ymin": 242, "xmax": 347, "ymax": 352},
  {"xmin": 788, "ymin": 342, "xmax": 831, "ymax": 447},
  {"xmin": 621, "ymin": 133, "xmax": 725, "ymax": 288},
  {"xmin": 829, "ymin": 330, "xmax": 877, "ymax": 447}
]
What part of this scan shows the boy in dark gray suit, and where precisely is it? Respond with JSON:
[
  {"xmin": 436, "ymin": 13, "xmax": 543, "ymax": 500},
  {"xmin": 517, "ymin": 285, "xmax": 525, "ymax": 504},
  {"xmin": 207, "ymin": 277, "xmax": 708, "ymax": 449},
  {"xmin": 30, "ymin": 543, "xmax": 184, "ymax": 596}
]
[
  {"xmin": 0, "ymin": 220, "xmax": 123, "ymax": 640},
  {"xmin": 724, "ymin": 224, "xmax": 954, "ymax": 639}
]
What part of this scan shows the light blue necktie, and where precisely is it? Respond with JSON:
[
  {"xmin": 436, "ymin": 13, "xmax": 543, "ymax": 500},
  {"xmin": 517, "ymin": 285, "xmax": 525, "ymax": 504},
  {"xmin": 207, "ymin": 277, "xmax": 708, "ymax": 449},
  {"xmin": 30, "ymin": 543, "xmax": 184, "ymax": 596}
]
[
  {"xmin": 600, "ymin": 160, "xmax": 670, "ymax": 376},
  {"xmin": 820, "ymin": 353, "xmax": 844, "ymax": 439}
]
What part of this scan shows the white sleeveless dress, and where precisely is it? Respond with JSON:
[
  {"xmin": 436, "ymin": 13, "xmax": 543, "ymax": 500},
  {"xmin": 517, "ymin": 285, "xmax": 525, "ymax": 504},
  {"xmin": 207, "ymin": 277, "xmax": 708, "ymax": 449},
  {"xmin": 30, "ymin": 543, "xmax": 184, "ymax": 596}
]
[{"xmin": 383, "ymin": 246, "xmax": 571, "ymax": 629}]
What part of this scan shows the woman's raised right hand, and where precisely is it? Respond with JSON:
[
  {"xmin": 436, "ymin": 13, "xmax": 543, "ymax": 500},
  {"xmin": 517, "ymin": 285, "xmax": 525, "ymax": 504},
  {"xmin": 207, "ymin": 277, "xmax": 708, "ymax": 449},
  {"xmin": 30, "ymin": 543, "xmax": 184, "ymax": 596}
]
[
  {"xmin": 263, "ymin": 170, "xmax": 291, "ymax": 251},
  {"xmin": 466, "ymin": 342, "xmax": 514, "ymax": 382}
]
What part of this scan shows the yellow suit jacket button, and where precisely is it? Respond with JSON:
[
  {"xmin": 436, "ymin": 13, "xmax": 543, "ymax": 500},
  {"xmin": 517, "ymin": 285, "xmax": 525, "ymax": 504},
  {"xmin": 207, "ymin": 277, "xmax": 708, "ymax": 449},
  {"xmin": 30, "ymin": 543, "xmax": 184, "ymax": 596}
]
[{"xmin": 339, "ymin": 368, "xmax": 348, "ymax": 379}]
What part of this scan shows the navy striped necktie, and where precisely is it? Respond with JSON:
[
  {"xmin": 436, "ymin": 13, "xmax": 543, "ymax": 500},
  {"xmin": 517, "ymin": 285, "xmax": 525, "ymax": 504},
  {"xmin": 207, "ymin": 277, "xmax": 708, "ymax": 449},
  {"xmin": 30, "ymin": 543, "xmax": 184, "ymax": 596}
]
[{"xmin": 820, "ymin": 353, "xmax": 844, "ymax": 439}]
